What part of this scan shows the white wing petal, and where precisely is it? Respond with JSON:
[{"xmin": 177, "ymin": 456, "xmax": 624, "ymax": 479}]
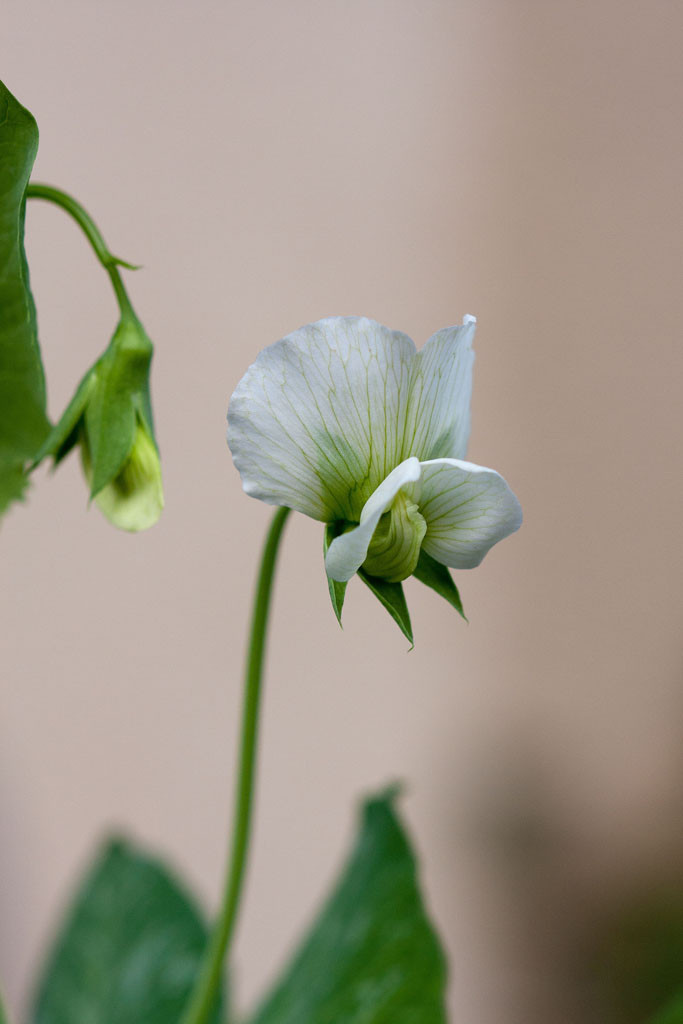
[
  {"xmin": 324, "ymin": 458, "xmax": 422, "ymax": 582},
  {"xmin": 419, "ymin": 457, "xmax": 522, "ymax": 568},
  {"xmin": 227, "ymin": 317, "xmax": 416, "ymax": 521},
  {"xmin": 402, "ymin": 316, "xmax": 476, "ymax": 462}
]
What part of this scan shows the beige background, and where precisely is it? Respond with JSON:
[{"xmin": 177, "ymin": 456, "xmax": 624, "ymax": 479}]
[{"xmin": 2, "ymin": 2, "xmax": 682, "ymax": 1022}]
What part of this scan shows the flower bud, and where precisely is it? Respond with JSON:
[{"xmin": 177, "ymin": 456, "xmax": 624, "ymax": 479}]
[{"xmin": 33, "ymin": 316, "xmax": 163, "ymax": 531}]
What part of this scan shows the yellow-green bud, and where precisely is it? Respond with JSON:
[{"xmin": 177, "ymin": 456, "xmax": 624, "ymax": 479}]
[{"xmin": 82, "ymin": 419, "xmax": 163, "ymax": 532}]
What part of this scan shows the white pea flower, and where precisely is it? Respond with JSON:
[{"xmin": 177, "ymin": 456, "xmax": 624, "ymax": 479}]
[{"xmin": 227, "ymin": 316, "xmax": 521, "ymax": 634}]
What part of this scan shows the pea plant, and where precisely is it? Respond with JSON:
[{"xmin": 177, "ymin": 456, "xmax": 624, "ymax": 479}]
[{"xmin": 1, "ymin": 80, "xmax": 522, "ymax": 1024}]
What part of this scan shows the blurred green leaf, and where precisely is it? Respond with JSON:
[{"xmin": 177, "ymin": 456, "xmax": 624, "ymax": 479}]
[
  {"xmin": 0, "ymin": 463, "xmax": 29, "ymax": 516},
  {"xmin": 595, "ymin": 890, "xmax": 683, "ymax": 1024},
  {"xmin": 30, "ymin": 839, "xmax": 223, "ymax": 1024},
  {"xmin": 0, "ymin": 81, "xmax": 50, "ymax": 516},
  {"xmin": 0, "ymin": 988, "xmax": 10, "ymax": 1024},
  {"xmin": 412, "ymin": 549, "xmax": 467, "ymax": 620},
  {"xmin": 358, "ymin": 569, "xmax": 413, "ymax": 647},
  {"xmin": 649, "ymin": 991, "xmax": 683, "ymax": 1024},
  {"xmin": 248, "ymin": 791, "xmax": 447, "ymax": 1024}
]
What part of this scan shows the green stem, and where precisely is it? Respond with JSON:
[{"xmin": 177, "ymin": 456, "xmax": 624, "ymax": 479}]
[
  {"xmin": 181, "ymin": 506, "xmax": 291, "ymax": 1024},
  {"xmin": 26, "ymin": 183, "xmax": 137, "ymax": 321}
]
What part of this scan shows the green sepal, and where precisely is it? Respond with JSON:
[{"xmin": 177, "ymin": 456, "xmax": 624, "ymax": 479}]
[
  {"xmin": 85, "ymin": 318, "xmax": 153, "ymax": 498},
  {"xmin": 0, "ymin": 81, "xmax": 51, "ymax": 515},
  {"xmin": 412, "ymin": 548, "xmax": 467, "ymax": 620},
  {"xmin": 29, "ymin": 837, "xmax": 224, "ymax": 1024},
  {"xmin": 85, "ymin": 373, "xmax": 136, "ymax": 498},
  {"xmin": 32, "ymin": 368, "xmax": 94, "ymax": 468},
  {"xmin": 358, "ymin": 567, "xmax": 413, "ymax": 648},
  {"xmin": 323, "ymin": 522, "xmax": 348, "ymax": 625},
  {"xmin": 248, "ymin": 790, "xmax": 447, "ymax": 1024}
]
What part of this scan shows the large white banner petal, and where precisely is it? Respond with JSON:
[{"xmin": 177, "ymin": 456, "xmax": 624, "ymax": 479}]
[
  {"xmin": 402, "ymin": 316, "xmax": 475, "ymax": 463},
  {"xmin": 228, "ymin": 317, "xmax": 415, "ymax": 522}
]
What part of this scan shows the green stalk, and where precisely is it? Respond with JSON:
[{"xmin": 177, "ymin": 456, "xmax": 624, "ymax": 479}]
[
  {"xmin": 26, "ymin": 183, "xmax": 137, "ymax": 322},
  {"xmin": 181, "ymin": 506, "xmax": 291, "ymax": 1024}
]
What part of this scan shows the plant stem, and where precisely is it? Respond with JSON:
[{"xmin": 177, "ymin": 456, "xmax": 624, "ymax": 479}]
[
  {"xmin": 26, "ymin": 183, "xmax": 137, "ymax": 321},
  {"xmin": 181, "ymin": 506, "xmax": 291, "ymax": 1024}
]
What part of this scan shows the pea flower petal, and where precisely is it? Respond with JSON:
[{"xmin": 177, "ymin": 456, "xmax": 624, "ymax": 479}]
[
  {"xmin": 324, "ymin": 457, "xmax": 422, "ymax": 582},
  {"xmin": 227, "ymin": 317, "xmax": 416, "ymax": 522},
  {"xmin": 418, "ymin": 458, "xmax": 522, "ymax": 568},
  {"xmin": 403, "ymin": 315, "xmax": 475, "ymax": 462},
  {"xmin": 81, "ymin": 419, "xmax": 164, "ymax": 532}
]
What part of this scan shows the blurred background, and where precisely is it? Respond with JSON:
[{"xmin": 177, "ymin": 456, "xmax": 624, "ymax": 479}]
[{"xmin": 2, "ymin": 2, "xmax": 682, "ymax": 1021}]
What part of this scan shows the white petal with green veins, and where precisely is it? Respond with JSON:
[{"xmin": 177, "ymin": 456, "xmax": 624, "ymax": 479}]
[
  {"xmin": 227, "ymin": 317, "xmax": 416, "ymax": 523},
  {"xmin": 418, "ymin": 458, "xmax": 522, "ymax": 569},
  {"xmin": 403, "ymin": 316, "xmax": 475, "ymax": 462}
]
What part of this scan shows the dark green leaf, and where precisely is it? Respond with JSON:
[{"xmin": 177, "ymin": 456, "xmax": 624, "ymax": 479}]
[
  {"xmin": 30, "ymin": 838, "xmax": 223, "ymax": 1024},
  {"xmin": 412, "ymin": 549, "xmax": 467, "ymax": 620},
  {"xmin": 249, "ymin": 791, "xmax": 447, "ymax": 1024},
  {"xmin": 323, "ymin": 523, "xmax": 348, "ymax": 625},
  {"xmin": 0, "ymin": 81, "xmax": 50, "ymax": 514},
  {"xmin": 0, "ymin": 988, "xmax": 10, "ymax": 1024},
  {"xmin": 359, "ymin": 568, "xmax": 413, "ymax": 647}
]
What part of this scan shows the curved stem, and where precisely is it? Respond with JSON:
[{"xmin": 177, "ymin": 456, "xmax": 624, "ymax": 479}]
[
  {"xmin": 26, "ymin": 183, "xmax": 137, "ymax": 321},
  {"xmin": 181, "ymin": 506, "xmax": 291, "ymax": 1024}
]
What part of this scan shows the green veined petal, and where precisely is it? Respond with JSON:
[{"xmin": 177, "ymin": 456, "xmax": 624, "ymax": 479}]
[
  {"xmin": 419, "ymin": 457, "xmax": 522, "ymax": 569},
  {"xmin": 227, "ymin": 317, "xmax": 416, "ymax": 523}
]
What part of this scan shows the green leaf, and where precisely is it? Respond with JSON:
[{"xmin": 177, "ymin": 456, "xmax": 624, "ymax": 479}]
[
  {"xmin": 412, "ymin": 549, "xmax": 467, "ymax": 621},
  {"xmin": 0, "ymin": 461, "xmax": 29, "ymax": 517},
  {"xmin": 358, "ymin": 568, "xmax": 413, "ymax": 647},
  {"xmin": 30, "ymin": 838, "xmax": 223, "ymax": 1024},
  {"xmin": 323, "ymin": 523, "xmax": 348, "ymax": 625},
  {"xmin": 248, "ymin": 791, "xmax": 447, "ymax": 1024},
  {"xmin": 649, "ymin": 992, "xmax": 683, "ymax": 1024},
  {"xmin": 0, "ymin": 81, "xmax": 51, "ymax": 515}
]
